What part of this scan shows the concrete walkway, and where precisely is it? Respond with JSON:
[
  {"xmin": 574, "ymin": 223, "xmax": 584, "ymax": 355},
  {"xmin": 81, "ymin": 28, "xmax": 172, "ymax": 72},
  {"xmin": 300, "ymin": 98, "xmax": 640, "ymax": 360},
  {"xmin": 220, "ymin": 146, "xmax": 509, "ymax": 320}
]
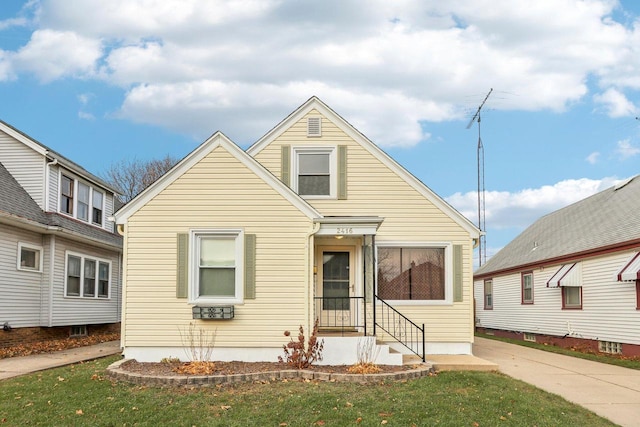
[
  {"xmin": 0, "ymin": 341, "xmax": 121, "ymax": 380},
  {"xmin": 474, "ymin": 337, "xmax": 640, "ymax": 427}
]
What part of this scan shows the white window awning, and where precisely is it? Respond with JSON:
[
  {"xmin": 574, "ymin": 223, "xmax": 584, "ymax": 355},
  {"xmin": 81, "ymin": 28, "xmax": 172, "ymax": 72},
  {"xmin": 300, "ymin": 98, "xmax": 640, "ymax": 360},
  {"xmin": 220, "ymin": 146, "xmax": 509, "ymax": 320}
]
[
  {"xmin": 546, "ymin": 263, "xmax": 582, "ymax": 287},
  {"xmin": 614, "ymin": 252, "xmax": 640, "ymax": 282}
]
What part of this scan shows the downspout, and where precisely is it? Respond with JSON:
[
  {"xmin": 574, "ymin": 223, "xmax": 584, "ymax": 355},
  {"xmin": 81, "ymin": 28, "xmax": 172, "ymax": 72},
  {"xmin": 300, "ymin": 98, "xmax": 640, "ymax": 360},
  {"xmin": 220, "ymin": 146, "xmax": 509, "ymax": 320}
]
[
  {"xmin": 48, "ymin": 235, "xmax": 56, "ymax": 327},
  {"xmin": 45, "ymin": 158, "xmax": 59, "ymax": 327},
  {"xmin": 44, "ymin": 158, "xmax": 58, "ymax": 211},
  {"xmin": 306, "ymin": 222, "xmax": 321, "ymax": 335}
]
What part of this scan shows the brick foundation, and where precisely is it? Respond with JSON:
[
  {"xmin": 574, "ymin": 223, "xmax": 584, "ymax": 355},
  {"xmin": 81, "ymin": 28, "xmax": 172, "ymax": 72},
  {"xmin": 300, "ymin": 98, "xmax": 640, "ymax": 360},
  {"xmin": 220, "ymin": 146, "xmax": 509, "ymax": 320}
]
[
  {"xmin": 477, "ymin": 327, "xmax": 640, "ymax": 357},
  {"xmin": 0, "ymin": 323, "xmax": 120, "ymax": 349}
]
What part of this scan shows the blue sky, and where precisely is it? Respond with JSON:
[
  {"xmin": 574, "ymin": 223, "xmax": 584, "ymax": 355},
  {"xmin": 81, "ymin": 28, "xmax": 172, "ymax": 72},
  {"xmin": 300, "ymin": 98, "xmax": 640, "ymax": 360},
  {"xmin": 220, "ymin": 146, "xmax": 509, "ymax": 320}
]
[{"xmin": 1, "ymin": 0, "xmax": 640, "ymax": 265}]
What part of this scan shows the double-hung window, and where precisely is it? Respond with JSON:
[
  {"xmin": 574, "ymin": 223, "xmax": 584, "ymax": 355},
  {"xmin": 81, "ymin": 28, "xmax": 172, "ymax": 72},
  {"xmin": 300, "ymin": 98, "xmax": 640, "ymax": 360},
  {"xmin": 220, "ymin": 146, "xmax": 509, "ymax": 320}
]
[
  {"xmin": 17, "ymin": 242, "xmax": 43, "ymax": 272},
  {"xmin": 293, "ymin": 147, "xmax": 335, "ymax": 198},
  {"xmin": 60, "ymin": 175, "xmax": 74, "ymax": 215},
  {"xmin": 65, "ymin": 252, "xmax": 111, "ymax": 298},
  {"xmin": 77, "ymin": 182, "xmax": 90, "ymax": 221},
  {"xmin": 59, "ymin": 172, "xmax": 106, "ymax": 228},
  {"xmin": 484, "ymin": 279, "xmax": 493, "ymax": 309},
  {"xmin": 562, "ymin": 286, "xmax": 582, "ymax": 309},
  {"xmin": 92, "ymin": 191, "xmax": 104, "ymax": 225},
  {"xmin": 522, "ymin": 272, "xmax": 534, "ymax": 304},
  {"xmin": 377, "ymin": 245, "xmax": 449, "ymax": 303},
  {"xmin": 191, "ymin": 230, "xmax": 244, "ymax": 304}
]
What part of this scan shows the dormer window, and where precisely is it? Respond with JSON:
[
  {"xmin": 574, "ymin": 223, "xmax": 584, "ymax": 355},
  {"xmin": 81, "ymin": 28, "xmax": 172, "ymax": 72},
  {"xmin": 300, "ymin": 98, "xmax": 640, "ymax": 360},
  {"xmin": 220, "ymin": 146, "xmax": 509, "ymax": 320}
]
[
  {"xmin": 60, "ymin": 175, "xmax": 74, "ymax": 215},
  {"xmin": 92, "ymin": 191, "xmax": 103, "ymax": 225},
  {"xmin": 77, "ymin": 182, "xmax": 90, "ymax": 221},
  {"xmin": 59, "ymin": 172, "xmax": 105, "ymax": 228}
]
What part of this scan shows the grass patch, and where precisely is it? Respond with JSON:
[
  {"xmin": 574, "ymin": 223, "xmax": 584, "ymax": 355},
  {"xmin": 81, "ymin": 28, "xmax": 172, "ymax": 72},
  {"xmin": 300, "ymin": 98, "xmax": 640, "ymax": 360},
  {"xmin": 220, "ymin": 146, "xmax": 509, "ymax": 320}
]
[
  {"xmin": 477, "ymin": 332, "xmax": 640, "ymax": 371},
  {"xmin": 0, "ymin": 355, "xmax": 615, "ymax": 426}
]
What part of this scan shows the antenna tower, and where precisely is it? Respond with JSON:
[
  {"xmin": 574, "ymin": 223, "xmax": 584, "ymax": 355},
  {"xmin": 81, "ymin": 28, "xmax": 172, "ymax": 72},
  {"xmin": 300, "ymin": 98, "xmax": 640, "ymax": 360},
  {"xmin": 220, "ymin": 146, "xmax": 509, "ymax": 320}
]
[{"xmin": 466, "ymin": 88, "xmax": 492, "ymax": 266}]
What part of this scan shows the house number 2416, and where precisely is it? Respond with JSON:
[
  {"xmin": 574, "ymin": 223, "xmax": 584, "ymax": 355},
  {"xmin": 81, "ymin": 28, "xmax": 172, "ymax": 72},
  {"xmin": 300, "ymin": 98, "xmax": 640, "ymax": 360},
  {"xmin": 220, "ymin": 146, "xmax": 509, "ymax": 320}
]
[{"xmin": 337, "ymin": 227, "xmax": 353, "ymax": 234}]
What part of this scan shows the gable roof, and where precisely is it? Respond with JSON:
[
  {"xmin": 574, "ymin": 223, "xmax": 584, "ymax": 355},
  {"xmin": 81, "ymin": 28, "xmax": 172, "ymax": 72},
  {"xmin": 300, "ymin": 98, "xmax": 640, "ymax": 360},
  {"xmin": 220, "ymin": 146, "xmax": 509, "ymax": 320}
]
[
  {"xmin": 0, "ymin": 161, "xmax": 122, "ymax": 249},
  {"xmin": 475, "ymin": 175, "xmax": 640, "ymax": 278},
  {"xmin": 114, "ymin": 132, "xmax": 322, "ymax": 224},
  {"xmin": 0, "ymin": 119, "xmax": 120, "ymax": 194},
  {"xmin": 247, "ymin": 96, "xmax": 480, "ymax": 237}
]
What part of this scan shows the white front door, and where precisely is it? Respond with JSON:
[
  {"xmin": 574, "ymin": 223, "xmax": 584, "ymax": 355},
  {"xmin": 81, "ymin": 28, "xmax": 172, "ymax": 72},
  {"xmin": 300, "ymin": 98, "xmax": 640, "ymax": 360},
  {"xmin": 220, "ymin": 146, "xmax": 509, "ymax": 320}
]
[{"xmin": 317, "ymin": 246, "xmax": 355, "ymax": 328}]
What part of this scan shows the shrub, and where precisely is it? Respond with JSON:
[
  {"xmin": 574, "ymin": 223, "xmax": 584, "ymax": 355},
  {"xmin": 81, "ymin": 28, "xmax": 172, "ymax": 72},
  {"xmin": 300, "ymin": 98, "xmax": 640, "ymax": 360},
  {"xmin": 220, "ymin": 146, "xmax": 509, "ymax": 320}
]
[
  {"xmin": 278, "ymin": 319, "xmax": 324, "ymax": 369},
  {"xmin": 347, "ymin": 337, "xmax": 381, "ymax": 374}
]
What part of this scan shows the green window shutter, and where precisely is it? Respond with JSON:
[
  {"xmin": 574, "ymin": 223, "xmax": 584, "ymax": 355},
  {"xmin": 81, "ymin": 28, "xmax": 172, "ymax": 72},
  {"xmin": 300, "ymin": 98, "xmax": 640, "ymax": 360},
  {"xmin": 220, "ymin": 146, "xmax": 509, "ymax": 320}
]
[
  {"xmin": 176, "ymin": 233, "xmax": 189, "ymax": 299},
  {"xmin": 281, "ymin": 145, "xmax": 290, "ymax": 187},
  {"xmin": 338, "ymin": 145, "xmax": 347, "ymax": 200},
  {"xmin": 244, "ymin": 234, "xmax": 256, "ymax": 300},
  {"xmin": 453, "ymin": 244, "xmax": 463, "ymax": 302}
]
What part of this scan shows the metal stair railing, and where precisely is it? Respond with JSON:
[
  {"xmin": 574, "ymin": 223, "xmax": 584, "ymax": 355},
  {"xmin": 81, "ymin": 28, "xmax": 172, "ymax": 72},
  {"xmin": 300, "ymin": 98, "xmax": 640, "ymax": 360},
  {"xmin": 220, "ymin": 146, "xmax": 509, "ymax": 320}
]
[{"xmin": 373, "ymin": 294, "xmax": 425, "ymax": 362}]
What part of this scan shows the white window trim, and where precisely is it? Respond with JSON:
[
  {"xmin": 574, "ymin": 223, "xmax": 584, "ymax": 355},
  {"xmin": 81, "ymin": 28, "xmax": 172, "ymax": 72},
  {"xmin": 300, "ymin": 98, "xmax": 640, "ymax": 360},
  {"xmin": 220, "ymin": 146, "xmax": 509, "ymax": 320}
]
[
  {"xmin": 17, "ymin": 242, "xmax": 43, "ymax": 272},
  {"xmin": 189, "ymin": 229, "xmax": 244, "ymax": 305},
  {"xmin": 292, "ymin": 146, "xmax": 336, "ymax": 199},
  {"xmin": 64, "ymin": 250, "xmax": 112, "ymax": 299},
  {"xmin": 375, "ymin": 241, "xmax": 453, "ymax": 306},
  {"xmin": 57, "ymin": 170, "xmax": 106, "ymax": 229}
]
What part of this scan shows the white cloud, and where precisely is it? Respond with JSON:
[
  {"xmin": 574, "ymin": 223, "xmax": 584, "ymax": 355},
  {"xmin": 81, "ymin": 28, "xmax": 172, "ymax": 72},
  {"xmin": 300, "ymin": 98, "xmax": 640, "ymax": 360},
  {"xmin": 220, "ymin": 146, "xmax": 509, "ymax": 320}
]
[
  {"xmin": 12, "ymin": 30, "xmax": 102, "ymax": 82},
  {"xmin": 594, "ymin": 88, "xmax": 637, "ymax": 117},
  {"xmin": 78, "ymin": 111, "xmax": 95, "ymax": 120},
  {"xmin": 2, "ymin": 0, "xmax": 640, "ymax": 145},
  {"xmin": 117, "ymin": 80, "xmax": 439, "ymax": 146},
  {"xmin": 615, "ymin": 139, "xmax": 640, "ymax": 159},
  {"xmin": 586, "ymin": 151, "xmax": 600, "ymax": 164},
  {"xmin": 446, "ymin": 177, "xmax": 621, "ymax": 231},
  {"xmin": 77, "ymin": 92, "xmax": 93, "ymax": 105},
  {"xmin": 0, "ymin": 17, "xmax": 27, "ymax": 31}
]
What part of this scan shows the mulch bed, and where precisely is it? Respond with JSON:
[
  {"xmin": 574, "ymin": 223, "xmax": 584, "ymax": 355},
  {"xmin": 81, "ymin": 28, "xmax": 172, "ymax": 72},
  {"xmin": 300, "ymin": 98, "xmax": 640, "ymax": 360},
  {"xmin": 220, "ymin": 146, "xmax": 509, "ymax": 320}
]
[{"xmin": 119, "ymin": 359, "xmax": 420, "ymax": 377}]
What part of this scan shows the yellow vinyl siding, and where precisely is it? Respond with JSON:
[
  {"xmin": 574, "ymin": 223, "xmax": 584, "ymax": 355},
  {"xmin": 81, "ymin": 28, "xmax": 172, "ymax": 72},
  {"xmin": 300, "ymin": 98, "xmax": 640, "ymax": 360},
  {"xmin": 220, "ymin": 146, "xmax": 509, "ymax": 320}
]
[
  {"xmin": 254, "ymin": 110, "xmax": 475, "ymax": 343},
  {"xmin": 122, "ymin": 146, "xmax": 312, "ymax": 348}
]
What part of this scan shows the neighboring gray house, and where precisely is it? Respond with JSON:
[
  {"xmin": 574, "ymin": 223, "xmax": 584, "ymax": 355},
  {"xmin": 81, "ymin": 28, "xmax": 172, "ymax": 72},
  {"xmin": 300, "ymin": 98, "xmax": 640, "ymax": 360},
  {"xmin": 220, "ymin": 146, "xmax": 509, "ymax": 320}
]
[
  {"xmin": 474, "ymin": 175, "xmax": 640, "ymax": 357},
  {"xmin": 0, "ymin": 120, "xmax": 122, "ymax": 347}
]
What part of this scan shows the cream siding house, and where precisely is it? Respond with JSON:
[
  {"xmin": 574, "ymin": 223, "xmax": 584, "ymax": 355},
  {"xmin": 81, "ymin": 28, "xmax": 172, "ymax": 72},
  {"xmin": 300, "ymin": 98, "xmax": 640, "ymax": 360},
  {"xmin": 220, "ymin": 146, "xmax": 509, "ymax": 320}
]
[
  {"xmin": 474, "ymin": 176, "xmax": 640, "ymax": 357},
  {"xmin": 115, "ymin": 97, "xmax": 480, "ymax": 364},
  {"xmin": 0, "ymin": 120, "xmax": 123, "ymax": 347}
]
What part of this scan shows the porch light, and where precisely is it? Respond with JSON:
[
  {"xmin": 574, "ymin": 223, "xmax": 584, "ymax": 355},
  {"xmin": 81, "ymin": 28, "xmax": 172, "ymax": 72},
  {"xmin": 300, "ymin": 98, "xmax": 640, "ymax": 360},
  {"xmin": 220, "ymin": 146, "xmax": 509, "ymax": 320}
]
[{"xmin": 334, "ymin": 235, "xmax": 344, "ymax": 239}]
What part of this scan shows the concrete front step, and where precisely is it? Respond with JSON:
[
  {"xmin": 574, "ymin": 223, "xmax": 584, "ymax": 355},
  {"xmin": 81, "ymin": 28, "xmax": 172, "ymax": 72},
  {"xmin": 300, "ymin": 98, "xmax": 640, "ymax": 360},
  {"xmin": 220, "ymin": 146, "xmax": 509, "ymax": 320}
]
[{"xmin": 426, "ymin": 354, "xmax": 499, "ymax": 371}]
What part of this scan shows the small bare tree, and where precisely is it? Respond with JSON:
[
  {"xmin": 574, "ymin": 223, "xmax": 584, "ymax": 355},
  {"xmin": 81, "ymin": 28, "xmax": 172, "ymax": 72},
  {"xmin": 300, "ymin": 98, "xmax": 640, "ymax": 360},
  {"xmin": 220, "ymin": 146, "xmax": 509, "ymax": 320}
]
[{"xmin": 101, "ymin": 154, "xmax": 178, "ymax": 203}]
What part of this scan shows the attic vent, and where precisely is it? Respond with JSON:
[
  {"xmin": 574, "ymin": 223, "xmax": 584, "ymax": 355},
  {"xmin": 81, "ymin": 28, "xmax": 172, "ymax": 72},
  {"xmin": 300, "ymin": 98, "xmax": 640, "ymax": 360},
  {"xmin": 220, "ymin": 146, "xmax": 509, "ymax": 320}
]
[{"xmin": 307, "ymin": 117, "xmax": 321, "ymax": 137}]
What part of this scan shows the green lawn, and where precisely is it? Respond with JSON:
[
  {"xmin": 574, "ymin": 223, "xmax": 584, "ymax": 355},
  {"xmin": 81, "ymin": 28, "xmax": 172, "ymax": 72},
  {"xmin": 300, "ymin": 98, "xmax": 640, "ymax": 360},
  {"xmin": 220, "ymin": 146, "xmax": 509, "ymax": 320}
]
[
  {"xmin": 0, "ymin": 356, "xmax": 616, "ymax": 426},
  {"xmin": 477, "ymin": 332, "xmax": 640, "ymax": 371}
]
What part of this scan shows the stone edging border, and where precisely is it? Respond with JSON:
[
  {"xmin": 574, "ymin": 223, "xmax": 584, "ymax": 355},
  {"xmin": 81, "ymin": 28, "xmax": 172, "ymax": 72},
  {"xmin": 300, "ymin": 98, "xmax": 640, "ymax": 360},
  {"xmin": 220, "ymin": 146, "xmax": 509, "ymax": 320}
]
[{"xmin": 106, "ymin": 359, "xmax": 435, "ymax": 386}]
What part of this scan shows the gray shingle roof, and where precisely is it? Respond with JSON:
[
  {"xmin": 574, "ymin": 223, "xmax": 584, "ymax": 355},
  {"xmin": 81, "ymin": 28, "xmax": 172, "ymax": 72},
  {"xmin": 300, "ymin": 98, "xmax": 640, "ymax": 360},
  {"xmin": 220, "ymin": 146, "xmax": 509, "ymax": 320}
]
[
  {"xmin": 0, "ymin": 161, "xmax": 49, "ymax": 223},
  {"xmin": 475, "ymin": 175, "xmax": 640, "ymax": 277},
  {"xmin": 0, "ymin": 161, "xmax": 122, "ymax": 249}
]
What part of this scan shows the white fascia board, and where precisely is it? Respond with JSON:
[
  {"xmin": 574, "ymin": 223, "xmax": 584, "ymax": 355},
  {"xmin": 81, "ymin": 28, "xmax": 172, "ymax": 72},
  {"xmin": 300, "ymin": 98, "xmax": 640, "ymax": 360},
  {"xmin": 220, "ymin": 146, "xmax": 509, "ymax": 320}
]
[
  {"xmin": 247, "ymin": 97, "xmax": 479, "ymax": 237},
  {"xmin": 0, "ymin": 121, "xmax": 48, "ymax": 155},
  {"xmin": 115, "ymin": 132, "xmax": 321, "ymax": 224}
]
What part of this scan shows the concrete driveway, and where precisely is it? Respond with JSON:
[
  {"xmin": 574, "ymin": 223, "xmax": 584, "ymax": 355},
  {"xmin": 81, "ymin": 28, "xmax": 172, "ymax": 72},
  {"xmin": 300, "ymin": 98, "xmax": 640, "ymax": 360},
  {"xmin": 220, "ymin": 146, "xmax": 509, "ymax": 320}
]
[{"xmin": 474, "ymin": 337, "xmax": 640, "ymax": 427}]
